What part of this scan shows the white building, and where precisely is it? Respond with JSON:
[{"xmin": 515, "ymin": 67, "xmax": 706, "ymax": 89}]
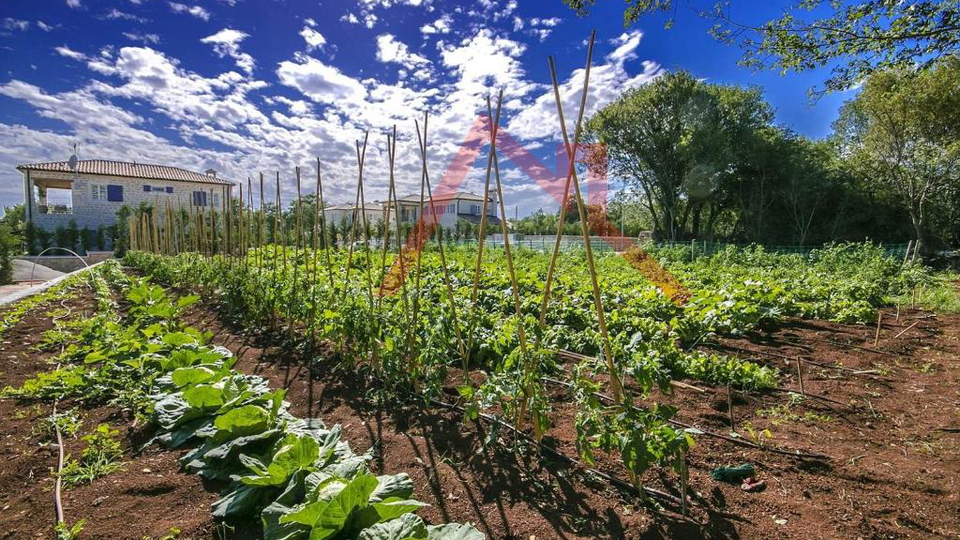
[
  {"xmin": 18, "ymin": 159, "xmax": 233, "ymax": 235},
  {"xmin": 323, "ymin": 191, "xmax": 501, "ymax": 230},
  {"xmin": 324, "ymin": 202, "xmax": 387, "ymax": 227}
]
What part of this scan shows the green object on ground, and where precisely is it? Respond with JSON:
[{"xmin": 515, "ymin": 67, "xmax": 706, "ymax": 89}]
[{"xmin": 710, "ymin": 463, "xmax": 756, "ymax": 482}]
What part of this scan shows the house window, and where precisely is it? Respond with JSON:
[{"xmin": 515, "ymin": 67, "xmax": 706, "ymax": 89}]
[
  {"xmin": 212, "ymin": 193, "xmax": 221, "ymax": 207},
  {"xmin": 448, "ymin": 203, "xmax": 455, "ymax": 214},
  {"xmin": 165, "ymin": 187, "xmax": 174, "ymax": 194},
  {"xmin": 106, "ymin": 185, "xmax": 123, "ymax": 202},
  {"xmin": 471, "ymin": 204, "xmax": 480, "ymax": 215},
  {"xmin": 193, "ymin": 191, "xmax": 208, "ymax": 206},
  {"xmin": 143, "ymin": 185, "xmax": 152, "ymax": 192},
  {"xmin": 91, "ymin": 184, "xmax": 107, "ymax": 200}
]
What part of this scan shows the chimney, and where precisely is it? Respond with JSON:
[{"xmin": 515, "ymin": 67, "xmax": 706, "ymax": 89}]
[{"xmin": 205, "ymin": 168, "xmax": 217, "ymax": 178}]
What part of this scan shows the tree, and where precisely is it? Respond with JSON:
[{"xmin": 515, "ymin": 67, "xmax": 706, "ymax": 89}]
[
  {"xmin": 564, "ymin": 0, "xmax": 960, "ymax": 93},
  {"xmin": 585, "ymin": 71, "xmax": 772, "ymax": 240},
  {"xmin": 834, "ymin": 57, "xmax": 960, "ymax": 252}
]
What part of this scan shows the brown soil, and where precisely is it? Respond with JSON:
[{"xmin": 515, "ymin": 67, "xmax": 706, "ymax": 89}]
[
  {"xmin": 177, "ymin": 298, "xmax": 960, "ymax": 540},
  {"xmin": 2, "ymin": 279, "xmax": 958, "ymax": 540},
  {"xmin": 0, "ymin": 286, "xmax": 220, "ymax": 540}
]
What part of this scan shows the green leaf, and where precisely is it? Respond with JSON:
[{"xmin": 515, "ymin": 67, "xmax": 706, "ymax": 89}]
[
  {"xmin": 425, "ymin": 523, "xmax": 485, "ymax": 540},
  {"xmin": 182, "ymin": 385, "xmax": 225, "ymax": 410},
  {"xmin": 214, "ymin": 404, "xmax": 270, "ymax": 437}
]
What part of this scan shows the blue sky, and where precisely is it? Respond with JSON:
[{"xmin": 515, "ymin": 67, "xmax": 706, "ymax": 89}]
[{"xmin": 0, "ymin": 0, "xmax": 854, "ymax": 217}]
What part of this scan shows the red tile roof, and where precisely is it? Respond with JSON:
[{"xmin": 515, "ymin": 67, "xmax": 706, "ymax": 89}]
[{"xmin": 16, "ymin": 159, "xmax": 233, "ymax": 186}]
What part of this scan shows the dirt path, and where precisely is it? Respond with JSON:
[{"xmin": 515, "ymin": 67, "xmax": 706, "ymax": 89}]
[{"xmin": 0, "ymin": 286, "xmax": 219, "ymax": 540}]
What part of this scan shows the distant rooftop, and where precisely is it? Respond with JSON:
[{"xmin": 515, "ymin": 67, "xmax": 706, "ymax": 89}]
[
  {"xmin": 397, "ymin": 191, "xmax": 491, "ymax": 203},
  {"xmin": 17, "ymin": 159, "xmax": 233, "ymax": 186}
]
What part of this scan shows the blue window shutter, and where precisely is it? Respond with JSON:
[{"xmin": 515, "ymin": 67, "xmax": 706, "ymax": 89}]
[
  {"xmin": 143, "ymin": 185, "xmax": 151, "ymax": 192},
  {"xmin": 166, "ymin": 187, "xmax": 174, "ymax": 194},
  {"xmin": 193, "ymin": 191, "xmax": 207, "ymax": 206},
  {"xmin": 107, "ymin": 185, "xmax": 123, "ymax": 202}
]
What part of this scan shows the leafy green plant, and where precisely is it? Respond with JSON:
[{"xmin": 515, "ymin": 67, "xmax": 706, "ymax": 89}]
[
  {"xmin": 60, "ymin": 423, "xmax": 125, "ymax": 487},
  {"xmin": 54, "ymin": 519, "xmax": 85, "ymax": 540},
  {"xmin": 34, "ymin": 409, "xmax": 83, "ymax": 438}
]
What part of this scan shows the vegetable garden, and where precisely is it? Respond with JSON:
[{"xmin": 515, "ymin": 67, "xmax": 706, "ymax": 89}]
[{"xmin": 1, "ymin": 34, "xmax": 957, "ymax": 540}]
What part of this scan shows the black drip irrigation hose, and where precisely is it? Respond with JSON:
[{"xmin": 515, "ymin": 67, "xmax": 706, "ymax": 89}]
[{"xmin": 540, "ymin": 377, "xmax": 832, "ymax": 461}]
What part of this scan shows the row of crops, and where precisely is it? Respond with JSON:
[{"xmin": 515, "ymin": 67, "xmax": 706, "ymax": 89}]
[
  {"xmin": 3, "ymin": 262, "xmax": 483, "ymax": 540},
  {"xmin": 120, "ymin": 240, "xmax": 927, "ymax": 494}
]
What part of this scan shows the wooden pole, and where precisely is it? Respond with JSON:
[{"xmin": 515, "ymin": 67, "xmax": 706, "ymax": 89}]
[
  {"xmin": 727, "ymin": 384, "xmax": 735, "ymax": 431},
  {"xmin": 796, "ymin": 356, "xmax": 805, "ymax": 395},
  {"xmin": 679, "ymin": 449, "xmax": 689, "ymax": 516},
  {"xmin": 414, "ymin": 114, "xmax": 467, "ymax": 360},
  {"xmin": 464, "ymin": 92, "xmax": 503, "ymax": 367},
  {"xmin": 874, "ymin": 311, "xmax": 882, "ymax": 346},
  {"xmin": 551, "ymin": 31, "xmax": 624, "ymax": 403},
  {"xmin": 316, "ymin": 158, "xmax": 334, "ymax": 288},
  {"xmin": 355, "ymin": 137, "xmax": 376, "ymax": 310},
  {"xmin": 536, "ymin": 53, "xmax": 594, "ymax": 348}
]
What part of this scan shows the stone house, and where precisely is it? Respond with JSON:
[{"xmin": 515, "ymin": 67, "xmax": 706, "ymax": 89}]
[
  {"xmin": 18, "ymin": 159, "xmax": 234, "ymax": 246},
  {"xmin": 323, "ymin": 191, "xmax": 501, "ymax": 230}
]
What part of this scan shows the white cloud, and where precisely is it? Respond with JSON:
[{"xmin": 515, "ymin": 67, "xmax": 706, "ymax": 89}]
[
  {"xmin": 300, "ymin": 26, "xmax": 326, "ymax": 52},
  {"xmin": 3, "ymin": 18, "xmax": 29, "ymax": 31},
  {"xmin": 104, "ymin": 9, "xmax": 148, "ymax": 22},
  {"xmin": 376, "ymin": 34, "xmax": 429, "ymax": 67},
  {"xmin": 66, "ymin": 0, "xmax": 81, "ymax": 9},
  {"xmin": 201, "ymin": 29, "xmax": 254, "ymax": 74},
  {"xmin": 37, "ymin": 21, "xmax": 54, "ymax": 31},
  {"xmin": 507, "ymin": 30, "xmax": 662, "ymax": 141},
  {"xmin": 55, "ymin": 46, "xmax": 87, "ymax": 61},
  {"xmin": 277, "ymin": 55, "xmax": 367, "ymax": 105},
  {"xmin": 420, "ymin": 14, "xmax": 452, "ymax": 34},
  {"xmin": 169, "ymin": 2, "xmax": 210, "ymax": 21},
  {"xmin": 123, "ymin": 32, "xmax": 161, "ymax": 44},
  {"xmin": 530, "ymin": 17, "xmax": 561, "ymax": 27}
]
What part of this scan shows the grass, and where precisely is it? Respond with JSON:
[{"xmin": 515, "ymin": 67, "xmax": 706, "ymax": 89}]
[{"xmin": 891, "ymin": 272, "xmax": 960, "ymax": 313}]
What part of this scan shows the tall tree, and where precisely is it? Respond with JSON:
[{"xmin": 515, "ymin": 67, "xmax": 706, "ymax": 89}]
[
  {"xmin": 585, "ymin": 71, "xmax": 772, "ymax": 240},
  {"xmin": 834, "ymin": 56, "xmax": 960, "ymax": 251},
  {"xmin": 564, "ymin": 0, "xmax": 960, "ymax": 93}
]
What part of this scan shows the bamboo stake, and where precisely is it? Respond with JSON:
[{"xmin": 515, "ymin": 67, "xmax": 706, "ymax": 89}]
[
  {"xmin": 874, "ymin": 311, "xmax": 883, "ymax": 346},
  {"xmin": 550, "ymin": 30, "xmax": 624, "ymax": 403},
  {"xmin": 273, "ymin": 172, "xmax": 283, "ymax": 327},
  {"xmin": 414, "ymin": 114, "xmax": 467, "ymax": 360},
  {"xmin": 309, "ymin": 160, "xmax": 323, "ymax": 343},
  {"xmin": 488, "ymin": 92, "xmax": 541, "ymax": 433},
  {"xmin": 209, "ymin": 188, "xmax": 216, "ymax": 258},
  {"xmin": 355, "ymin": 138, "xmax": 376, "ymax": 310},
  {"xmin": 536, "ymin": 52, "xmax": 594, "ymax": 348},
  {"xmin": 892, "ymin": 321, "xmax": 919, "ymax": 340},
  {"xmin": 259, "ymin": 173, "xmax": 265, "ymax": 272},
  {"xmin": 341, "ymin": 132, "xmax": 368, "ymax": 298},
  {"xmin": 316, "ymin": 158, "xmax": 334, "ymax": 289},
  {"xmin": 238, "ymin": 182, "xmax": 245, "ymax": 265},
  {"xmin": 464, "ymin": 92, "xmax": 503, "ymax": 368},
  {"xmin": 293, "ymin": 167, "xmax": 303, "ymax": 325},
  {"xmin": 796, "ymin": 356, "xmax": 805, "ymax": 395},
  {"xmin": 727, "ymin": 384, "xmax": 735, "ymax": 430},
  {"xmin": 382, "ymin": 127, "xmax": 412, "ymax": 351},
  {"xmin": 679, "ymin": 449, "xmax": 689, "ymax": 516}
]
